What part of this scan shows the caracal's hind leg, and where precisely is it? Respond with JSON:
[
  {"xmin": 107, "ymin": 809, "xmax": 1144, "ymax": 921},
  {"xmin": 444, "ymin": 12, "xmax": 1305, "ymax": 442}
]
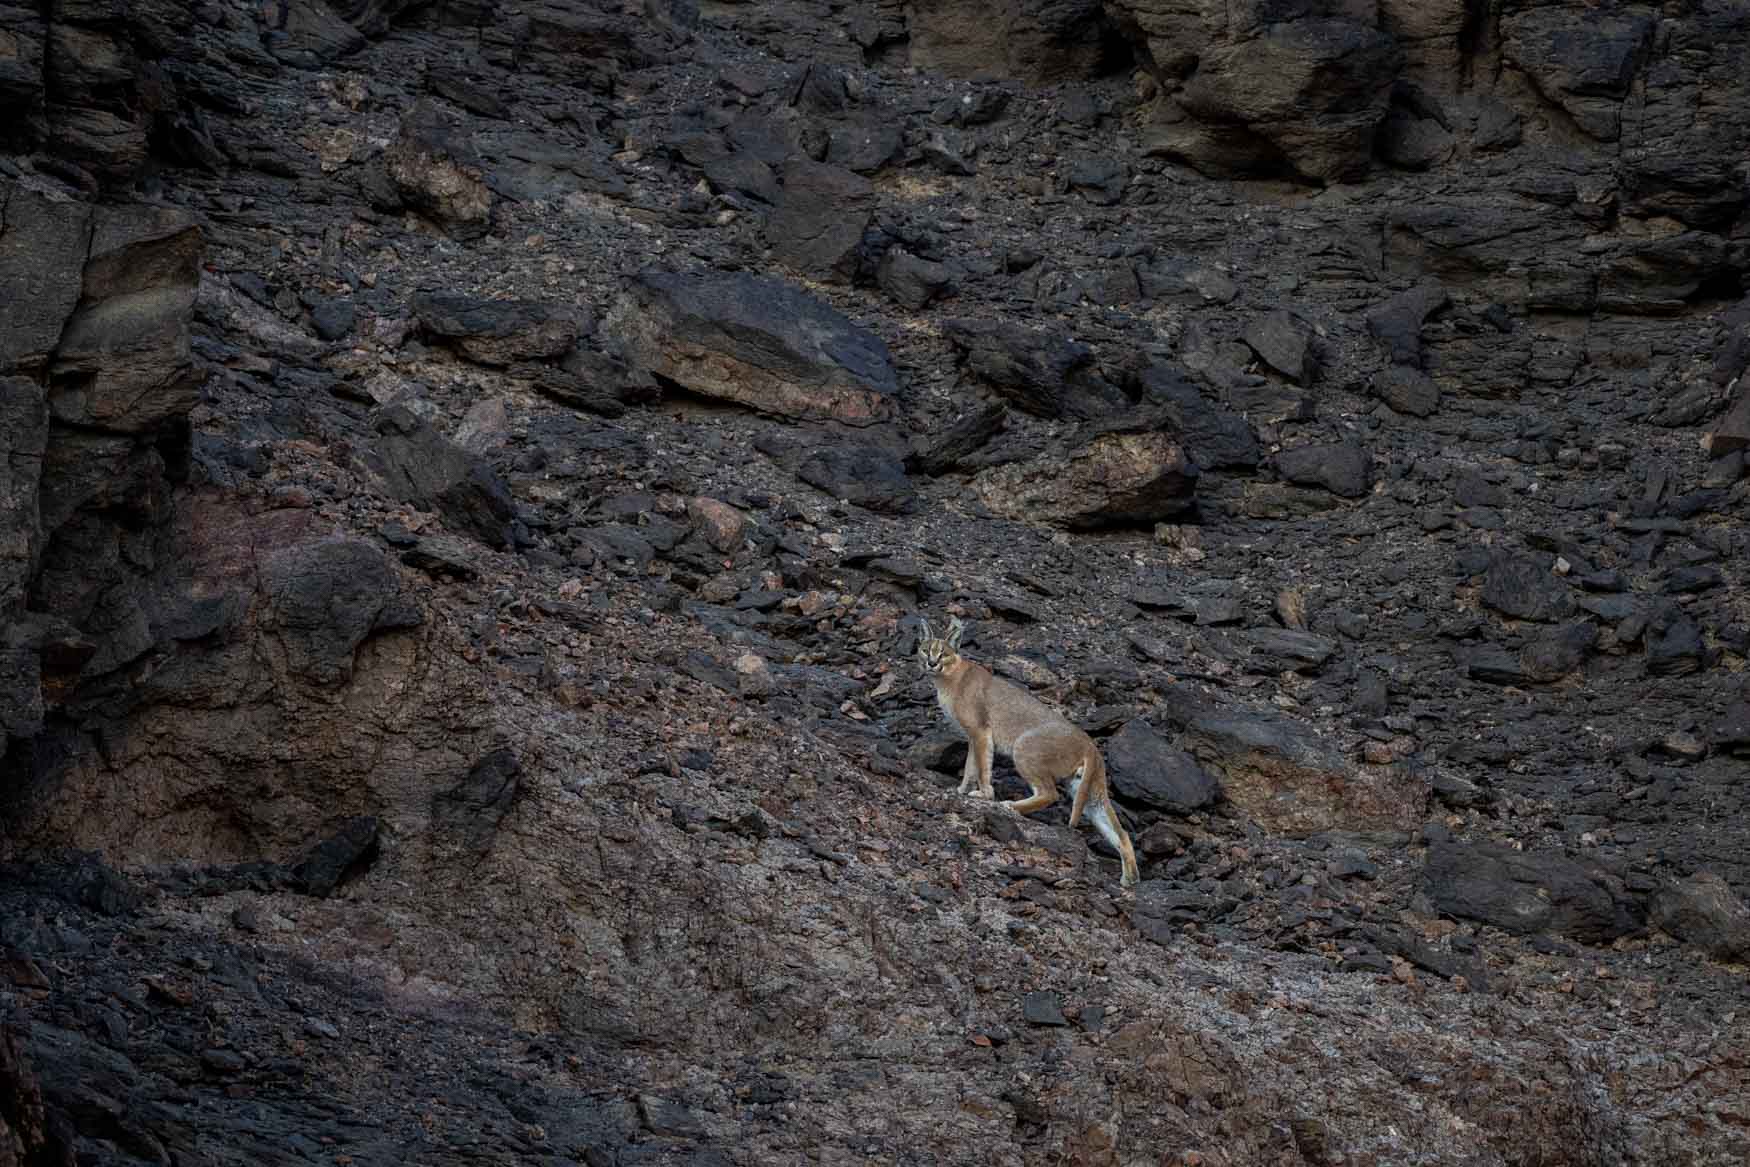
[
  {"xmin": 1086, "ymin": 793, "xmax": 1140, "ymax": 887},
  {"xmin": 1004, "ymin": 734, "xmax": 1062, "ymax": 816},
  {"xmin": 1067, "ymin": 762, "xmax": 1093, "ymax": 828}
]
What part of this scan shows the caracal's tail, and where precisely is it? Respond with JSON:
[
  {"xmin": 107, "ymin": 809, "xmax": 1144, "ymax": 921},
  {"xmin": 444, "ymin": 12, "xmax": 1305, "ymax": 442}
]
[{"xmin": 1072, "ymin": 751, "xmax": 1139, "ymax": 888}]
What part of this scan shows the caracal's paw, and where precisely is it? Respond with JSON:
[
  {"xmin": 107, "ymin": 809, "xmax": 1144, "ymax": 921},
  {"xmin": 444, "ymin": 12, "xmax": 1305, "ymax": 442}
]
[
  {"xmin": 1120, "ymin": 870, "xmax": 1139, "ymax": 889},
  {"xmin": 965, "ymin": 787, "xmax": 994, "ymax": 800}
]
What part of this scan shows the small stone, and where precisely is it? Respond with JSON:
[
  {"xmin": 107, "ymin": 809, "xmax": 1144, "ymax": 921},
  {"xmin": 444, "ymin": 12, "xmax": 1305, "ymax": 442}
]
[
  {"xmin": 1661, "ymin": 730, "xmax": 1706, "ymax": 760},
  {"xmin": 1021, "ymin": 990, "xmax": 1068, "ymax": 1026},
  {"xmin": 688, "ymin": 496, "xmax": 747, "ymax": 553},
  {"xmin": 734, "ymin": 652, "xmax": 773, "ymax": 698}
]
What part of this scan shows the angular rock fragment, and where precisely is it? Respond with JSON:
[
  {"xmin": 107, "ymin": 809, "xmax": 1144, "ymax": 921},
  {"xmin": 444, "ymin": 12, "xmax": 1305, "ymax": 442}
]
[
  {"xmin": 943, "ymin": 318, "xmax": 1126, "ymax": 420},
  {"xmin": 47, "ymin": 205, "xmax": 205, "ymax": 434},
  {"xmin": 604, "ymin": 271, "xmax": 897, "ymax": 425},
  {"xmin": 1365, "ymin": 281, "xmax": 1448, "ymax": 368},
  {"xmin": 973, "ymin": 420, "xmax": 1196, "ymax": 529},
  {"xmin": 372, "ymin": 406, "xmax": 518, "ymax": 548},
  {"xmin": 383, "ymin": 101, "xmax": 493, "ymax": 240},
  {"xmin": 1104, "ymin": 720, "xmax": 1220, "ymax": 813},
  {"xmin": 1480, "ymin": 554, "xmax": 1575, "ymax": 622},
  {"xmin": 413, "ymin": 292, "xmax": 580, "ymax": 366},
  {"xmin": 1650, "ymin": 872, "xmax": 1750, "ymax": 961},
  {"xmin": 797, "ymin": 443, "xmax": 916, "ymax": 515},
  {"xmin": 264, "ymin": 537, "xmax": 418, "ymax": 685},
  {"xmin": 1275, "ymin": 442, "xmax": 1370, "ymax": 498},
  {"xmin": 907, "ymin": 403, "xmax": 1006, "ymax": 476},
  {"xmin": 1172, "ymin": 19, "xmax": 1402, "ymax": 182},
  {"xmin": 1374, "ymin": 366, "xmax": 1440, "ymax": 416},
  {"xmin": 769, "ymin": 159, "xmax": 873, "ymax": 283},
  {"xmin": 1243, "ymin": 310, "xmax": 1315, "ymax": 385},
  {"xmin": 877, "ymin": 247, "xmax": 954, "ymax": 310}
]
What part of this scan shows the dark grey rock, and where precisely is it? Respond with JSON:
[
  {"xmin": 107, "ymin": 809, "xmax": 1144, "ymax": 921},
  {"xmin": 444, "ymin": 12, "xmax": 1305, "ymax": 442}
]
[
  {"xmin": 1105, "ymin": 719, "xmax": 1220, "ymax": 813},
  {"xmin": 1374, "ymin": 366, "xmax": 1441, "ymax": 416},
  {"xmin": 1243, "ymin": 310, "xmax": 1315, "ymax": 385},
  {"xmin": 942, "ymin": 318, "xmax": 1126, "ymax": 420},
  {"xmin": 441, "ymin": 747, "xmax": 521, "ymax": 850},
  {"xmin": 797, "ymin": 443, "xmax": 917, "ymax": 515},
  {"xmin": 291, "ymin": 816, "xmax": 381, "ymax": 896},
  {"xmin": 1240, "ymin": 629, "xmax": 1338, "ymax": 674},
  {"xmin": 372, "ymin": 406, "xmax": 518, "ymax": 548},
  {"xmin": 604, "ymin": 270, "xmax": 897, "ymax": 426},
  {"xmin": 413, "ymin": 292, "xmax": 580, "ymax": 366},
  {"xmin": 1276, "ymin": 442, "xmax": 1370, "ymax": 498},
  {"xmin": 1649, "ymin": 873, "xmax": 1750, "ymax": 961},
  {"xmin": 1021, "ymin": 991, "xmax": 1067, "ymax": 1026},
  {"xmin": 877, "ymin": 247, "xmax": 955, "ymax": 310},
  {"xmin": 1421, "ymin": 841, "xmax": 1639, "ymax": 944},
  {"xmin": 1480, "ymin": 554, "xmax": 1575, "ymax": 622},
  {"xmin": 907, "ymin": 402, "xmax": 1006, "ymax": 476},
  {"xmin": 770, "ymin": 159, "xmax": 874, "ymax": 283},
  {"xmin": 1130, "ymin": 360, "xmax": 1261, "ymax": 470},
  {"xmin": 264, "ymin": 538, "xmax": 415, "ymax": 684},
  {"xmin": 1646, "ymin": 603, "xmax": 1707, "ymax": 676}
]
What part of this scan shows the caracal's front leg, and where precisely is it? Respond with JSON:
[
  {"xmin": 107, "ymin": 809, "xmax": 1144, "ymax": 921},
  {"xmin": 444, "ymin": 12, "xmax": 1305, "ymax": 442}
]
[
  {"xmin": 958, "ymin": 737, "xmax": 980, "ymax": 794},
  {"xmin": 975, "ymin": 729, "xmax": 996, "ymax": 798}
]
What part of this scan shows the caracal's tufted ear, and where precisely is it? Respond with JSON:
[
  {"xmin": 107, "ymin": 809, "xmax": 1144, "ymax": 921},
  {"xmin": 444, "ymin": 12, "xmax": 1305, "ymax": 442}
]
[
  {"xmin": 919, "ymin": 616, "xmax": 934, "ymax": 645},
  {"xmin": 946, "ymin": 615, "xmax": 965, "ymax": 649}
]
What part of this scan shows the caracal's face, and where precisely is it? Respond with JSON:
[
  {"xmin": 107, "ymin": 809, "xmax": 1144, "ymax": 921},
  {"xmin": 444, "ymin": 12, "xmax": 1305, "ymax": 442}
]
[{"xmin": 918, "ymin": 635, "xmax": 956, "ymax": 675}]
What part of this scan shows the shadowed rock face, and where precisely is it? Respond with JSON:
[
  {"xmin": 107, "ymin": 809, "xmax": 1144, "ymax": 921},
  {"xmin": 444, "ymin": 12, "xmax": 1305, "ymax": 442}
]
[{"xmin": 3, "ymin": 0, "xmax": 1750, "ymax": 1162}]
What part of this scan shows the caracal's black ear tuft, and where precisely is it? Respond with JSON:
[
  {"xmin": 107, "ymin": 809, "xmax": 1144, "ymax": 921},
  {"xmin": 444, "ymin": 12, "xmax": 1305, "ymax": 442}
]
[
  {"xmin": 919, "ymin": 616, "xmax": 934, "ymax": 645},
  {"xmin": 946, "ymin": 615, "xmax": 965, "ymax": 649}
]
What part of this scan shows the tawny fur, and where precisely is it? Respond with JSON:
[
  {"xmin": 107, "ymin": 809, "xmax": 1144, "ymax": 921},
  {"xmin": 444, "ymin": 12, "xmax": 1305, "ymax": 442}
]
[{"xmin": 918, "ymin": 616, "xmax": 1139, "ymax": 888}]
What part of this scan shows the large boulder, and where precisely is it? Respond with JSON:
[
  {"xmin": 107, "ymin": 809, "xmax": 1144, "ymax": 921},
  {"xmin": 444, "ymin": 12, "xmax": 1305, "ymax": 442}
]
[
  {"xmin": 1168, "ymin": 696, "xmax": 1426, "ymax": 836},
  {"xmin": 46, "ymin": 205, "xmax": 204, "ymax": 434},
  {"xmin": 769, "ymin": 160, "xmax": 875, "ymax": 283},
  {"xmin": 1104, "ymin": 719, "xmax": 1221, "ymax": 813},
  {"xmin": 1649, "ymin": 873, "xmax": 1750, "ymax": 962},
  {"xmin": 1143, "ymin": 15, "xmax": 1402, "ymax": 182},
  {"xmin": 972, "ymin": 415, "xmax": 1197, "ymax": 529},
  {"xmin": 604, "ymin": 270, "xmax": 898, "ymax": 425},
  {"xmin": 943, "ymin": 318, "xmax": 1127, "ymax": 420},
  {"xmin": 1422, "ymin": 841, "xmax": 1641, "ymax": 945},
  {"xmin": 371, "ymin": 406, "xmax": 519, "ymax": 548},
  {"xmin": 413, "ymin": 292, "xmax": 580, "ymax": 366},
  {"xmin": 1501, "ymin": 7, "xmax": 1655, "ymax": 142},
  {"xmin": 382, "ymin": 101, "xmax": 494, "ymax": 240},
  {"xmin": 264, "ymin": 538, "xmax": 421, "ymax": 685}
]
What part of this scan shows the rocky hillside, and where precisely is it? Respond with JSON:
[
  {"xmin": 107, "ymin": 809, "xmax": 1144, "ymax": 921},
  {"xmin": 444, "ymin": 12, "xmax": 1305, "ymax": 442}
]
[{"xmin": 3, "ymin": 0, "xmax": 1749, "ymax": 1163}]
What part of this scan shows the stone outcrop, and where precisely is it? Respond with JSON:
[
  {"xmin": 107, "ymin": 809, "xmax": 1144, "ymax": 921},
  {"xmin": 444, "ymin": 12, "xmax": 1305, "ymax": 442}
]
[{"xmin": 604, "ymin": 270, "xmax": 898, "ymax": 425}]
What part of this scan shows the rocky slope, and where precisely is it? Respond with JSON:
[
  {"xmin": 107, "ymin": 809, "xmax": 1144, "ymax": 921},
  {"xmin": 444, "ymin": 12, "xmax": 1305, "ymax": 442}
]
[{"xmin": 3, "ymin": 0, "xmax": 1749, "ymax": 1163}]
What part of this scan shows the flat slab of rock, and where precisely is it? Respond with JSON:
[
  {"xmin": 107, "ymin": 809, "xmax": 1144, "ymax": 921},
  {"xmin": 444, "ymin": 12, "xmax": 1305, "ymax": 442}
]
[
  {"xmin": 1171, "ymin": 699, "xmax": 1424, "ymax": 836},
  {"xmin": 413, "ymin": 292, "xmax": 580, "ymax": 366},
  {"xmin": 973, "ymin": 424, "xmax": 1197, "ymax": 529},
  {"xmin": 605, "ymin": 271, "xmax": 897, "ymax": 425},
  {"xmin": 1275, "ymin": 442, "xmax": 1370, "ymax": 498}
]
